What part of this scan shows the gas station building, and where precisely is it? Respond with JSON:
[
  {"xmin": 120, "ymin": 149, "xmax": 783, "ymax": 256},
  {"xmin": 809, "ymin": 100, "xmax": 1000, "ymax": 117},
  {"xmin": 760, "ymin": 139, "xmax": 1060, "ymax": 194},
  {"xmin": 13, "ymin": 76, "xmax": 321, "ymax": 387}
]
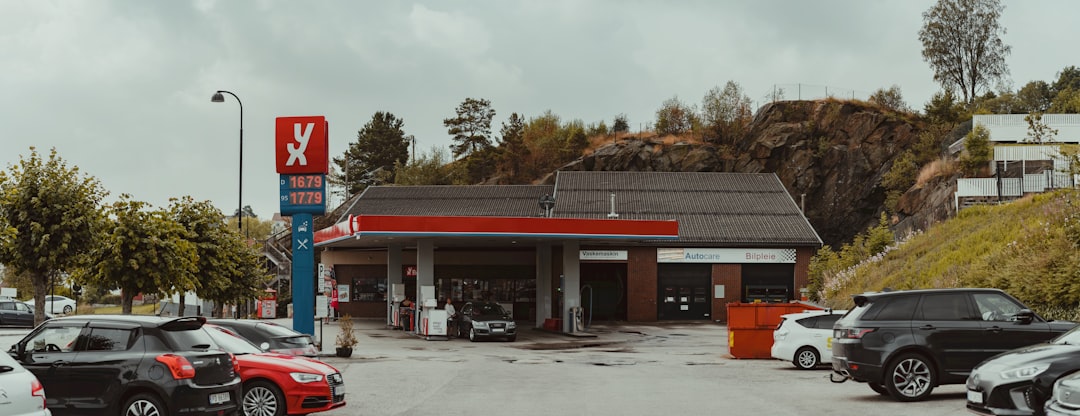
[{"xmin": 313, "ymin": 171, "xmax": 823, "ymax": 330}]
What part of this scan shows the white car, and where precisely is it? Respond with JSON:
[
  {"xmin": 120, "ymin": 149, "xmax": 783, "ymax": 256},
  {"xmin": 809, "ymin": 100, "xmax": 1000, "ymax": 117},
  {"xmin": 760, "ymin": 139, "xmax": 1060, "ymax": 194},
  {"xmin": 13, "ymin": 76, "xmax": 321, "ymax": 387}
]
[
  {"xmin": 771, "ymin": 309, "xmax": 846, "ymax": 370},
  {"xmin": 0, "ymin": 348, "xmax": 51, "ymax": 416},
  {"xmin": 24, "ymin": 296, "xmax": 76, "ymax": 315}
]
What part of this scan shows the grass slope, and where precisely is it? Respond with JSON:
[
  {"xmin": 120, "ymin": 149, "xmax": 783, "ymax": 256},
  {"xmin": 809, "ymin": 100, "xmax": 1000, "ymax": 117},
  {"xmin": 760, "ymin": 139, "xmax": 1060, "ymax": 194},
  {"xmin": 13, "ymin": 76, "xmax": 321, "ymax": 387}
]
[{"xmin": 822, "ymin": 189, "xmax": 1080, "ymax": 320}]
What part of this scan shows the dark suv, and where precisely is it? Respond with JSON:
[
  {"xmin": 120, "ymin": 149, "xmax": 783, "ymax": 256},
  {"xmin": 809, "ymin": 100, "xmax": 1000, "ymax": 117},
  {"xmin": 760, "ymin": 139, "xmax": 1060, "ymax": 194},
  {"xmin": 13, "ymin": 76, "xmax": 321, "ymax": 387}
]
[
  {"xmin": 8, "ymin": 315, "xmax": 242, "ymax": 415},
  {"xmin": 831, "ymin": 288, "xmax": 1075, "ymax": 402}
]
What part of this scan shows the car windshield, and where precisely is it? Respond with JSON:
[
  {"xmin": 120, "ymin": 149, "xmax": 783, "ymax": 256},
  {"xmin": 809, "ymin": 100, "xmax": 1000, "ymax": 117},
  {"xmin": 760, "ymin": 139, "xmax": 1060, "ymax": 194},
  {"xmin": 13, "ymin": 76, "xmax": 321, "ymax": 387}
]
[
  {"xmin": 205, "ymin": 326, "xmax": 262, "ymax": 354},
  {"xmin": 474, "ymin": 303, "xmax": 507, "ymax": 315}
]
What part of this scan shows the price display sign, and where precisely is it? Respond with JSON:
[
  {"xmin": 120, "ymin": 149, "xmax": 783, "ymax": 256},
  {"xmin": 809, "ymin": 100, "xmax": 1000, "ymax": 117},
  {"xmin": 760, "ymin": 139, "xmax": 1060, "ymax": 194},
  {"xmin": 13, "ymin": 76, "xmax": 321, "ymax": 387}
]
[{"xmin": 280, "ymin": 174, "xmax": 326, "ymax": 216}]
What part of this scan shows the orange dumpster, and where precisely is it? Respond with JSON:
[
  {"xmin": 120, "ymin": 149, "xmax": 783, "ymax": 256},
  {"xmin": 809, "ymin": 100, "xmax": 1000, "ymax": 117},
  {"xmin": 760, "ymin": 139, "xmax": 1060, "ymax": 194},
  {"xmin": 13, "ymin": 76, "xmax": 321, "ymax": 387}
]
[{"xmin": 726, "ymin": 302, "xmax": 823, "ymax": 359}]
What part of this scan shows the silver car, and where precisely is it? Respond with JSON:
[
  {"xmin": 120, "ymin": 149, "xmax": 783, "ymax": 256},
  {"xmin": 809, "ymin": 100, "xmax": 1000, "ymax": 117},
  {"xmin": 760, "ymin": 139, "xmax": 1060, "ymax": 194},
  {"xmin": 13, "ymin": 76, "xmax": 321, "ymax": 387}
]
[{"xmin": 0, "ymin": 350, "xmax": 50, "ymax": 416}]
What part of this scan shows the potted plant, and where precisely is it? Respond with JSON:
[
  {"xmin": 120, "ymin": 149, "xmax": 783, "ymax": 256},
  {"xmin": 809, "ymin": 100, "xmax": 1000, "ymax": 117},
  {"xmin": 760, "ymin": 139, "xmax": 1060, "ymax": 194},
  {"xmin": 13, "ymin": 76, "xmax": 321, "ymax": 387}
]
[{"xmin": 335, "ymin": 314, "xmax": 358, "ymax": 357}]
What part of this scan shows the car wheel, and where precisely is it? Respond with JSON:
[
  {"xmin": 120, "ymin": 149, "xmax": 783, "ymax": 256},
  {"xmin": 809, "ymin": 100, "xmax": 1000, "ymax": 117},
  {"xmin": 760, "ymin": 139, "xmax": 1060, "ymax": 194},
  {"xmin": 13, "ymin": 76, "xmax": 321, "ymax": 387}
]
[
  {"xmin": 123, "ymin": 392, "xmax": 166, "ymax": 416},
  {"xmin": 63, "ymin": 304, "xmax": 73, "ymax": 314},
  {"xmin": 869, "ymin": 382, "xmax": 889, "ymax": 396},
  {"xmin": 243, "ymin": 380, "xmax": 286, "ymax": 416},
  {"xmin": 469, "ymin": 327, "xmax": 478, "ymax": 342},
  {"xmin": 793, "ymin": 347, "xmax": 819, "ymax": 370},
  {"xmin": 884, "ymin": 353, "xmax": 936, "ymax": 402}
]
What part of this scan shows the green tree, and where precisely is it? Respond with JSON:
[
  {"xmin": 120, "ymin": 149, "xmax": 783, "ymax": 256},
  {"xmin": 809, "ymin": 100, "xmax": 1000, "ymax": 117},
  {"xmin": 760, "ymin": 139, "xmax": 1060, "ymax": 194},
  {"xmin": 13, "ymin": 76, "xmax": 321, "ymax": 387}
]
[
  {"xmin": 0, "ymin": 148, "xmax": 106, "ymax": 325},
  {"xmin": 496, "ymin": 113, "xmax": 529, "ymax": 183},
  {"xmin": 393, "ymin": 146, "xmax": 461, "ymax": 185},
  {"xmin": 1049, "ymin": 87, "xmax": 1080, "ymax": 113},
  {"xmin": 170, "ymin": 197, "xmax": 265, "ymax": 317},
  {"xmin": 1016, "ymin": 80, "xmax": 1053, "ymax": 113},
  {"xmin": 918, "ymin": 0, "xmax": 1011, "ymax": 104},
  {"xmin": 869, "ymin": 85, "xmax": 911, "ymax": 113},
  {"xmin": 1025, "ymin": 112, "xmax": 1059, "ymax": 144},
  {"xmin": 974, "ymin": 90, "xmax": 1022, "ymax": 114},
  {"xmin": 882, "ymin": 150, "xmax": 918, "ymax": 212},
  {"xmin": 332, "ymin": 112, "xmax": 409, "ymax": 195},
  {"xmin": 700, "ymin": 81, "xmax": 753, "ymax": 144},
  {"xmin": 444, "ymin": 98, "xmax": 496, "ymax": 158},
  {"xmin": 960, "ymin": 124, "xmax": 993, "ymax": 175},
  {"xmin": 612, "ymin": 114, "xmax": 630, "ymax": 133},
  {"xmin": 226, "ymin": 215, "xmax": 274, "ymax": 240},
  {"xmin": 83, "ymin": 196, "xmax": 198, "ymax": 314},
  {"xmin": 655, "ymin": 95, "xmax": 695, "ymax": 136},
  {"xmin": 923, "ymin": 90, "xmax": 965, "ymax": 125},
  {"xmin": 1053, "ymin": 66, "xmax": 1080, "ymax": 95}
]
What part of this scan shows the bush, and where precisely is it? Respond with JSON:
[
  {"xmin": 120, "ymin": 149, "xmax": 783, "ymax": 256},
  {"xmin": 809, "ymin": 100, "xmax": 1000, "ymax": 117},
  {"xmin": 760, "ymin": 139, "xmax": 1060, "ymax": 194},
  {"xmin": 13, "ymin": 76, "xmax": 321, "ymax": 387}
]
[{"xmin": 336, "ymin": 314, "xmax": 358, "ymax": 348}]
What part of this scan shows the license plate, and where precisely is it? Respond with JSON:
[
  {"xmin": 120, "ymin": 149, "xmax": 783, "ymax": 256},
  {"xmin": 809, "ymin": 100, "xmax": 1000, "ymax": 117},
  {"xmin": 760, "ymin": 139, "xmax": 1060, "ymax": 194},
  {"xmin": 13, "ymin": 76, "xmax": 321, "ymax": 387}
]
[
  {"xmin": 492, "ymin": 328, "xmax": 504, "ymax": 333},
  {"xmin": 209, "ymin": 392, "xmax": 230, "ymax": 405},
  {"xmin": 967, "ymin": 390, "xmax": 983, "ymax": 404}
]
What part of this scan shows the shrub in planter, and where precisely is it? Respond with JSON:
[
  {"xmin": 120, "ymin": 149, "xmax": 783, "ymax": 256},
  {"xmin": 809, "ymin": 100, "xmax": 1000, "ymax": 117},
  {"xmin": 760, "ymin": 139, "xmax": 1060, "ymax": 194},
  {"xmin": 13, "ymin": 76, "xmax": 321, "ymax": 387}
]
[{"xmin": 335, "ymin": 314, "xmax": 358, "ymax": 357}]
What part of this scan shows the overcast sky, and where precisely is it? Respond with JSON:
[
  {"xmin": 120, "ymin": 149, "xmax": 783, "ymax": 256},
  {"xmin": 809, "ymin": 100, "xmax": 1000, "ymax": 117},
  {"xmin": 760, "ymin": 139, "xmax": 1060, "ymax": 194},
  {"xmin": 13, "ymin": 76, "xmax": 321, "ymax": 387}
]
[{"xmin": 3, "ymin": 0, "xmax": 1078, "ymax": 221}]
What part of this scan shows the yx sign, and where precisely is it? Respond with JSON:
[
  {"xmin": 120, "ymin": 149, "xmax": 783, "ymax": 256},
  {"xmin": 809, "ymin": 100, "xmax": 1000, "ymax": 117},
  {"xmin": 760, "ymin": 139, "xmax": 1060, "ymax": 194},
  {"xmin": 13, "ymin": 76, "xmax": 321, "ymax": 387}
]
[{"xmin": 275, "ymin": 116, "xmax": 328, "ymax": 175}]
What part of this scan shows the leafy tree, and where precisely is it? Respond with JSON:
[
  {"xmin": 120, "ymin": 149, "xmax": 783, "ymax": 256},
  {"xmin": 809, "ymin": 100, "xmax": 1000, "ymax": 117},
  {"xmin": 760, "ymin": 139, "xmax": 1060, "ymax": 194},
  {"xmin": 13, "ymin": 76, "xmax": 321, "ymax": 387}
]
[
  {"xmin": 393, "ymin": 146, "xmax": 461, "ymax": 185},
  {"xmin": 1049, "ymin": 87, "xmax": 1080, "ymax": 113},
  {"xmin": 496, "ymin": 113, "xmax": 530, "ymax": 183},
  {"xmin": 81, "ymin": 196, "xmax": 198, "ymax": 314},
  {"xmin": 700, "ymin": 81, "xmax": 753, "ymax": 144},
  {"xmin": 444, "ymin": 98, "xmax": 496, "ymax": 158},
  {"xmin": 655, "ymin": 95, "xmax": 695, "ymax": 136},
  {"xmin": 586, "ymin": 121, "xmax": 609, "ymax": 137},
  {"xmin": 0, "ymin": 148, "xmax": 106, "ymax": 325},
  {"xmin": 612, "ymin": 114, "xmax": 630, "ymax": 133},
  {"xmin": 170, "ymin": 197, "xmax": 266, "ymax": 317},
  {"xmin": 960, "ymin": 124, "xmax": 993, "ymax": 175},
  {"xmin": 974, "ymin": 90, "xmax": 1022, "ymax": 114},
  {"xmin": 1053, "ymin": 66, "xmax": 1080, "ymax": 95},
  {"xmin": 562, "ymin": 119, "xmax": 589, "ymax": 160},
  {"xmin": 882, "ymin": 150, "xmax": 918, "ymax": 212},
  {"xmin": 869, "ymin": 85, "xmax": 911, "ymax": 113},
  {"xmin": 1025, "ymin": 112, "xmax": 1059, "ymax": 144},
  {"xmin": 0, "ymin": 267, "xmax": 33, "ymax": 301},
  {"xmin": 923, "ymin": 90, "xmax": 965, "ymax": 125},
  {"xmin": 462, "ymin": 146, "xmax": 499, "ymax": 184},
  {"xmin": 918, "ymin": 0, "xmax": 1011, "ymax": 104},
  {"xmin": 226, "ymin": 215, "xmax": 274, "ymax": 240},
  {"xmin": 1016, "ymin": 80, "xmax": 1053, "ymax": 113},
  {"xmin": 332, "ymin": 112, "xmax": 409, "ymax": 195}
]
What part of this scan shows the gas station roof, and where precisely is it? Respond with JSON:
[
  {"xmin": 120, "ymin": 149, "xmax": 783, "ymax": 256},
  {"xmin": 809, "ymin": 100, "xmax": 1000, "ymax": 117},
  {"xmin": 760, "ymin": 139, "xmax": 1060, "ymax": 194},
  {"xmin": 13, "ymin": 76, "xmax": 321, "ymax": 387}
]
[{"xmin": 314, "ymin": 171, "xmax": 822, "ymax": 249}]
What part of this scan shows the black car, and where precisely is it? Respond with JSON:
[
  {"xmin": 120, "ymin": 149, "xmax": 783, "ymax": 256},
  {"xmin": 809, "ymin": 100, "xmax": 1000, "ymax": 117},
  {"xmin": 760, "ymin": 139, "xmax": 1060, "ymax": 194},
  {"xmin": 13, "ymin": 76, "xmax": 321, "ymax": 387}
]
[
  {"xmin": 832, "ymin": 288, "xmax": 1075, "ymax": 402},
  {"xmin": 207, "ymin": 319, "xmax": 320, "ymax": 357},
  {"xmin": 967, "ymin": 324, "xmax": 1080, "ymax": 415},
  {"xmin": 8, "ymin": 315, "xmax": 242, "ymax": 415},
  {"xmin": 0, "ymin": 299, "xmax": 50, "ymax": 327},
  {"xmin": 457, "ymin": 302, "xmax": 517, "ymax": 342}
]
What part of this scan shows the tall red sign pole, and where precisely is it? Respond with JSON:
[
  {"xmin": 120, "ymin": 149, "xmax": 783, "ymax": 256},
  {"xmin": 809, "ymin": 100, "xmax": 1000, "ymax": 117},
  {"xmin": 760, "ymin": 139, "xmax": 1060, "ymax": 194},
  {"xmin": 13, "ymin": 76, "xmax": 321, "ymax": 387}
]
[{"xmin": 275, "ymin": 116, "xmax": 328, "ymax": 337}]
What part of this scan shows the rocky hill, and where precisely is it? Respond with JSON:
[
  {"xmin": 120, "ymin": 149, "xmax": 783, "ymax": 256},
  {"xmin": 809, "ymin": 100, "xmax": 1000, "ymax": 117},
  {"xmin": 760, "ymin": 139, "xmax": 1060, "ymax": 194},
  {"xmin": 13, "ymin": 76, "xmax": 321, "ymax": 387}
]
[{"xmin": 557, "ymin": 100, "xmax": 957, "ymax": 246}]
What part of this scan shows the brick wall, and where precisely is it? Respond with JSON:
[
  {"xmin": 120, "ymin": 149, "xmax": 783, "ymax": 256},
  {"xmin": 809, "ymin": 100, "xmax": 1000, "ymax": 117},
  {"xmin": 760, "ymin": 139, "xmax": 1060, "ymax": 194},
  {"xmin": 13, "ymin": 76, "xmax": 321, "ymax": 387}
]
[
  {"xmin": 626, "ymin": 247, "xmax": 658, "ymax": 321},
  {"xmin": 711, "ymin": 264, "xmax": 742, "ymax": 323}
]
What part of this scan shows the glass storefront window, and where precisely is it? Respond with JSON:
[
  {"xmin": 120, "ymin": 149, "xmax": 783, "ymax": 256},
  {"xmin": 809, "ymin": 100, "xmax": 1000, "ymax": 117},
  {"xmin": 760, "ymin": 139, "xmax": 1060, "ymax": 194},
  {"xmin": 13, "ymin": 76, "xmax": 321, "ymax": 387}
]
[{"xmin": 352, "ymin": 278, "xmax": 386, "ymax": 302}]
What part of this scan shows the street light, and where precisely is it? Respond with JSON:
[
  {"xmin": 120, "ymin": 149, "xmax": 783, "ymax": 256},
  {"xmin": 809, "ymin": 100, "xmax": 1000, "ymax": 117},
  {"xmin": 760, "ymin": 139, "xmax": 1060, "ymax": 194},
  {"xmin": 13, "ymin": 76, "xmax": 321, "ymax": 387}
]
[{"xmin": 211, "ymin": 90, "xmax": 243, "ymax": 234}]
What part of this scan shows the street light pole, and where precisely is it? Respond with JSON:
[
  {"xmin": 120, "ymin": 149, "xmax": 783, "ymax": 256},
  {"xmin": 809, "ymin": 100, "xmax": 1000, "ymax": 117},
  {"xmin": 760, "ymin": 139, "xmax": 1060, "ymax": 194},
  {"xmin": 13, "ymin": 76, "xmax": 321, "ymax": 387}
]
[{"xmin": 211, "ymin": 90, "xmax": 243, "ymax": 235}]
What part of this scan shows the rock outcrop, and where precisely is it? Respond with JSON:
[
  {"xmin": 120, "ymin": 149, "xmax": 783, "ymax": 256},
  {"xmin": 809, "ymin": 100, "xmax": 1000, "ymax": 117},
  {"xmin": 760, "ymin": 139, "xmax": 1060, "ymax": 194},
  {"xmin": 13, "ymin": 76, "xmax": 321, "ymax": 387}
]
[{"xmin": 558, "ymin": 100, "xmax": 952, "ymax": 246}]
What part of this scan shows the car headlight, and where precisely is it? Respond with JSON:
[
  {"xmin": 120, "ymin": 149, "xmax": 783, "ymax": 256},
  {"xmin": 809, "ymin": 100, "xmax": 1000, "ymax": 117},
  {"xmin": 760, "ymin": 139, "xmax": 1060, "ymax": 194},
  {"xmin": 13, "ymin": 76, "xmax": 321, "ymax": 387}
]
[
  {"xmin": 508, "ymin": 322, "xmax": 516, "ymax": 329},
  {"xmin": 290, "ymin": 373, "xmax": 325, "ymax": 383},
  {"xmin": 472, "ymin": 321, "xmax": 488, "ymax": 329},
  {"xmin": 999, "ymin": 365, "xmax": 1048, "ymax": 380}
]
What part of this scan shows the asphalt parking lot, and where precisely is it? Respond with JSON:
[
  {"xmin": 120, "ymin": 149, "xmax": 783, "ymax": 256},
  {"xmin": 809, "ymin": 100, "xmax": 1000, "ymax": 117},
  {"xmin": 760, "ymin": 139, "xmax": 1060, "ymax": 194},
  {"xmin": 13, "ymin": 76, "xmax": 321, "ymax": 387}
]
[
  {"xmin": 313, "ymin": 319, "xmax": 969, "ymax": 416},
  {"xmin": 0, "ymin": 319, "xmax": 970, "ymax": 416}
]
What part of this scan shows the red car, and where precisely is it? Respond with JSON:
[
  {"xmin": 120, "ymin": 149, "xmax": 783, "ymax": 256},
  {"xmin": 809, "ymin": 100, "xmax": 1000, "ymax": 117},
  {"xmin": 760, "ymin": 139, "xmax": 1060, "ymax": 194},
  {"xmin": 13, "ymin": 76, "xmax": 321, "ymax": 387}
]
[{"xmin": 204, "ymin": 324, "xmax": 346, "ymax": 416}]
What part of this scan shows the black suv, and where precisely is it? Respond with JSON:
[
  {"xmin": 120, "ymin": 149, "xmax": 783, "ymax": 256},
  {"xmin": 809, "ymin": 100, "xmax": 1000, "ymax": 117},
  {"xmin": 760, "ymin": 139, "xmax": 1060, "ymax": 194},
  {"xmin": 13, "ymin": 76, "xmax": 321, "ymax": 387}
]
[
  {"xmin": 831, "ymin": 288, "xmax": 1075, "ymax": 402},
  {"xmin": 8, "ymin": 315, "xmax": 242, "ymax": 415}
]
